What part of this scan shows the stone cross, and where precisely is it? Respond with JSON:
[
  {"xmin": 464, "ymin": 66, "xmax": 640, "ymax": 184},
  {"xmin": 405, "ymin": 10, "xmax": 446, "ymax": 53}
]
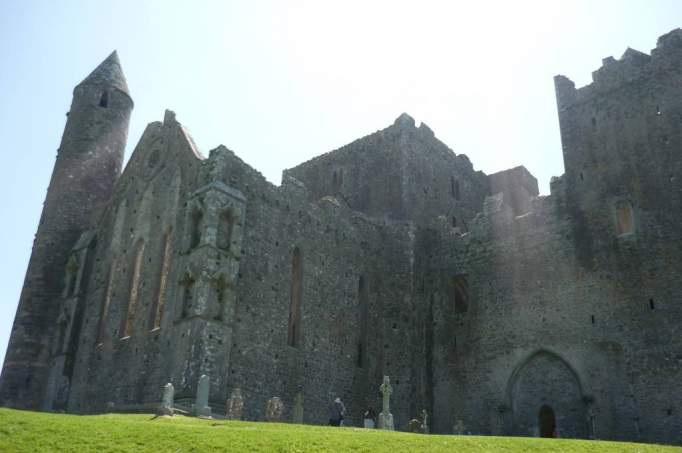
[
  {"xmin": 265, "ymin": 396, "xmax": 284, "ymax": 422},
  {"xmin": 292, "ymin": 392, "xmax": 304, "ymax": 424},
  {"xmin": 226, "ymin": 387, "xmax": 244, "ymax": 420},
  {"xmin": 195, "ymin": 374, "xmax": 212, "ymax": 418},
  {"xmin": 378, "ymin": 375, "xmax": 394, "ymax": 430},
  {"xmin": 421, "ymin": 409, "xmax": 429, "ymax": 434},
  {"xmin": 380, "ymin": 375, "xmax": 392, "ymax": 413},
  {"xmin": 157, "ymin": 382, "xmax": 174, "ymax": 416}
]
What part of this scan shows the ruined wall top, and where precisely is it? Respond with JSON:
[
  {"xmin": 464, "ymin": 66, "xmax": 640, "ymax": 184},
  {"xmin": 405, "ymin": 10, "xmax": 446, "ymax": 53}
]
[{"xmin": 554, "ymin": 28, "xmax": 682, "ymax": 109}]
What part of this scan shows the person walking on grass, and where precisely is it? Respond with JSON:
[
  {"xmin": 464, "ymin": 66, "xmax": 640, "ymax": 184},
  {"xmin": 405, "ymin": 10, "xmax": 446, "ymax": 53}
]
[{"xmin": 328, "ymin": 397, "xmax": 346, "ymax": 426}]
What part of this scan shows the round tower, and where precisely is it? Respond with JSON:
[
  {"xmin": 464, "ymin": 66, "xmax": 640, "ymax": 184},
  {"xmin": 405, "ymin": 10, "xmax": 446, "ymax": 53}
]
[{"xmin": 0, "ymin": 51, "xmax": 133, "ymax": 409}]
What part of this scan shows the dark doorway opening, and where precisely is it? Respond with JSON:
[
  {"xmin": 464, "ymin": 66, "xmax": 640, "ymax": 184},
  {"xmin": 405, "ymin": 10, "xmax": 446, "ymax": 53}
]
[{"xmin": 538, "ymin": 404, "xmax": 556, "ymax": 438}]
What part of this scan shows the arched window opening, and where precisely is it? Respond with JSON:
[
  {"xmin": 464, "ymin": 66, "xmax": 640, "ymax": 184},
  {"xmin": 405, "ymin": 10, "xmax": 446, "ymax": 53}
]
[
  {"xmin": 452, "ymin": 274, "xmax": 469, "ymax": 314},
  {"xmin": 217, "ymin": 210, "xmax": 234, "ymax": 251},
  {"xmin": 180, "ymin": 272, "xmax": 196, "ymax": 318},
  {"xmin": 357, "ymin": 275, "xmax": 369, "ymax": 368},
  {"xmin": 451, "ymin": 216, "xmax": 457, "ymax": 228},
  {"xmin": 615, "ymin": 200, "xmax": 634, "ymax": 235},
  {"xmin": 287, "ymin": 247, "xmax": 303, "ymax": 347},
  {"xmin": 97, "ymin": 258, "xmax": 117, "ymax": 344},
  {"xmin": 190, "ymin": 208, "xmax": 204, "ymax": 249},
  {"xmin": 150, "ymin": 231, "xmax": 172, "ymax": 330},
  {"xmin": 121, "ymin": 240, "xmax": 145, "ymax": 338},
  {"xmin": 99, "ymin": 90, "xmax": 109, "ymax": 108}
]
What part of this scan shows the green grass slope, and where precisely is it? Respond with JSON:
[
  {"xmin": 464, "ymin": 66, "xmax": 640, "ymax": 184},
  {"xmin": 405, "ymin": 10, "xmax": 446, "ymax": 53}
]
[{"xmin": 0, "ymin": 408, "xmax": 679, "ymax": 453}]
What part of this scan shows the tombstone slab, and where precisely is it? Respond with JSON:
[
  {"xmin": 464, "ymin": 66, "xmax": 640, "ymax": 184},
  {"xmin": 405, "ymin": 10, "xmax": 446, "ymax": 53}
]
[
  {"xmin": 265, "ymin": 396, "xmax": 284, "ymax": 422},
  {"xmin": 226, "ymin": 387, "xmax": 244, "ymax": 420},
  {"xmin": 453, "ymin": 419, "xmax": 466, "ymax": 435},
  {"xmin": 195, "ymin": 374, "xmax": 212, "ymax": 418},
  {"xmin": 292, "ymin": 392, "xmax": 304, "ymax": 424},
  {"xmin": 157, "ymin": 382, "xmax": 174, "ymax": 416}
]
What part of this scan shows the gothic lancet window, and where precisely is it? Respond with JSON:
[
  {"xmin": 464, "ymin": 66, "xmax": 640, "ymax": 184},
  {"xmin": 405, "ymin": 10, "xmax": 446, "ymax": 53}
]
[
  {"xmin": 97, "ymin": 258, "xmax": 117, "ymax": 344},
  {"xmin": 287, "ymin": 247, "xmax": 303, "ymax": 347},
  {"xmin": 150, "ymin": 231, "xmax": 172, "ymax": 330},
  {"xmin": 121, "ymin": 239, "xmax": 145, "ymax": 338}
]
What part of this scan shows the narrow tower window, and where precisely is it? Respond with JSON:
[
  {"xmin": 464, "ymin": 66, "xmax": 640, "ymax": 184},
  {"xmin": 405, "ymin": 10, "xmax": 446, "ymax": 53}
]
[
  {"xmin": 180, "ymin": 272, "xmax": 196, "ymax": 318},
  {"xmin": 150, "ymin": 231, "xmax": 172, "ymax": 330},
  {"xmin": 332, "ymin": 169, "xmax": 343, "ymax": 192},
  {"xmin": 287, "ymin": 247, "xmax": 303, "ymax": 347},
  {"xmin": 213, "ymin": 275, "xmax": 228, "ymax": 321},
  {"xmin": 615, "ymin": 200, "xmax": 634, "ymax": 235},
  {"xmin": 451, "ymin": 274, "xmax": 469, "ymax": 313},
  {"xmin": 217, "ymin": 210, "xmax": 234, "ymax": 251},
  {"xmin": 121, "ymin": 239, "xmax": 145, "ymax": 338},
  {"xmin": 451, "ymin": 176, "xmax": 461, "ymax": 201},
  {"xmin": 99, "ymin": 91, "xmax": 109, "ymax": 108},
  {"xmin": 190, "ymin": 209, "xmax": 203, "ymax": 249}
]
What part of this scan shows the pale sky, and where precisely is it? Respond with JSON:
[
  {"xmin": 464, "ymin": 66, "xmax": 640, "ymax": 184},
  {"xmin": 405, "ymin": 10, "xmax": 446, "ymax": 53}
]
[{"xmin": 0, "ymin": 0, "xmax": 680, "ymax": 366}]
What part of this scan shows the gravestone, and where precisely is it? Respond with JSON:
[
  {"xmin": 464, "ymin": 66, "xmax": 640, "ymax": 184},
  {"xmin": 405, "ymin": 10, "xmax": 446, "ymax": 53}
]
[
  {"xmin": 292, "ymin": 392, "xmax": 304, "ymax": 423},
  {"xmin": 157, "ymin": 383, "xmax": 174, "ymax": 416},
  {"xmin": 265, "ymin": 396, "xmax": 284, "ymax": 422},
  {"xmin": 226, "ymin": 387, "xmax": 244, "ymax": 420},
  {"xmin": 195, "ymin": 374, "xmax": 212, "ymax": 418},
  {"xmin": 453, "ymin": 419, "xmax": 466, "ymax": 435},
  {"xmin": 378, "ymin": 375, "xmax": 394, "ymax": 430},
  {"xmin": 407, "ymin": 409, "xmax": 428, "ymax": 434}
]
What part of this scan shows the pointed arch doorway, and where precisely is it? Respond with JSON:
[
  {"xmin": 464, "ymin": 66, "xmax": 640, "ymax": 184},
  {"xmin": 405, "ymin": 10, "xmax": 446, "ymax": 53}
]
[{"xmin": 538, "ymin": 404, "xmax": 556, "ymax": 438}]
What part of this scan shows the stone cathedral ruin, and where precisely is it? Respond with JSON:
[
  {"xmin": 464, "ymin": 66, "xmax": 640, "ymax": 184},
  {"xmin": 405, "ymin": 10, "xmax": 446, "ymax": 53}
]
[{"xmin": 1, "ymin": 29, "xmax": 682, "ymax": 444}]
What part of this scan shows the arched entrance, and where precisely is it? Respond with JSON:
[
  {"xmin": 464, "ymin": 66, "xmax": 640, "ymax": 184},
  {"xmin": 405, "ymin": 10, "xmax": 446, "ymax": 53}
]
[
  {"xmin": 538, "ymin": 404, "xmax": 556, "ymax": 438},
  {"xmin": 508, "ymin": 351, "xmax": 587, "ymax": 438}
]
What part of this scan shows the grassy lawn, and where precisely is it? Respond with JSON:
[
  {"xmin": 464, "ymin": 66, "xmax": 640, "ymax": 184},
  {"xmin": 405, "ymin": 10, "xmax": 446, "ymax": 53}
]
[{"xmin": 0, "ymin": 408, "xmax": 679, "ymax": 452}]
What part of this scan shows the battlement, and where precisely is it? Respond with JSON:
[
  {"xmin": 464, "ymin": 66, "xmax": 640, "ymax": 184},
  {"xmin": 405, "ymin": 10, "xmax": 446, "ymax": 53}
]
[{"xmin": 555, "ymin": 28, "xmax": 682, "ymax": 109}]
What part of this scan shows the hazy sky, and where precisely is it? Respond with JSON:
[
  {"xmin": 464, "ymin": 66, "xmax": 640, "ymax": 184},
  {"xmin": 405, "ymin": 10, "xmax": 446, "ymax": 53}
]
[{"xmin": 0, "ymin": 1, "xmax": 680, "ymax": 366}]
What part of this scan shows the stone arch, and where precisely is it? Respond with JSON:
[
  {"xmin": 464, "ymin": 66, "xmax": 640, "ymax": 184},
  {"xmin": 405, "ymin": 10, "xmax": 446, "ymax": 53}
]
[{"xmin": 506, "ymin": 350, "xmax": 587, "ymax": 438}]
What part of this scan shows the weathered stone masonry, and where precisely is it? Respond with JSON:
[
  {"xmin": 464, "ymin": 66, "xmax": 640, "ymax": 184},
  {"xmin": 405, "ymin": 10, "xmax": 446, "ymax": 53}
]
[{"xmin": 1, "ymin": 29, "xmax": 681, "ymax": 445}]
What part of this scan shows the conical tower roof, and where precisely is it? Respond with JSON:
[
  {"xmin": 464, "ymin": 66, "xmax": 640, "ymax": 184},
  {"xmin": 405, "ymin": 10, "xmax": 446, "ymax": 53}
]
[{"xmin": 77, "ymin": 50, "xmax": 130, "ymax": 97}]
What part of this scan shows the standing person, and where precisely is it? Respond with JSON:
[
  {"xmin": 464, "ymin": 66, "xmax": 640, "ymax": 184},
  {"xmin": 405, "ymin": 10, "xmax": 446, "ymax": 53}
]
[
  {"xmin": 363, "ymin": 407, "xmax": 376, "ymax": 428},
  {"xmin": 328, "ymin": 397, "xmax": 346, "ymax": 426}
]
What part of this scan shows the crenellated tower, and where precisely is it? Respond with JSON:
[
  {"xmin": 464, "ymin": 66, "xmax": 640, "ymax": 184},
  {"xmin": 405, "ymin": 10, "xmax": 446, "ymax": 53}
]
[{"xmin": 0, "ymin": 51, "xmax": 133, "ymax": 409}]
